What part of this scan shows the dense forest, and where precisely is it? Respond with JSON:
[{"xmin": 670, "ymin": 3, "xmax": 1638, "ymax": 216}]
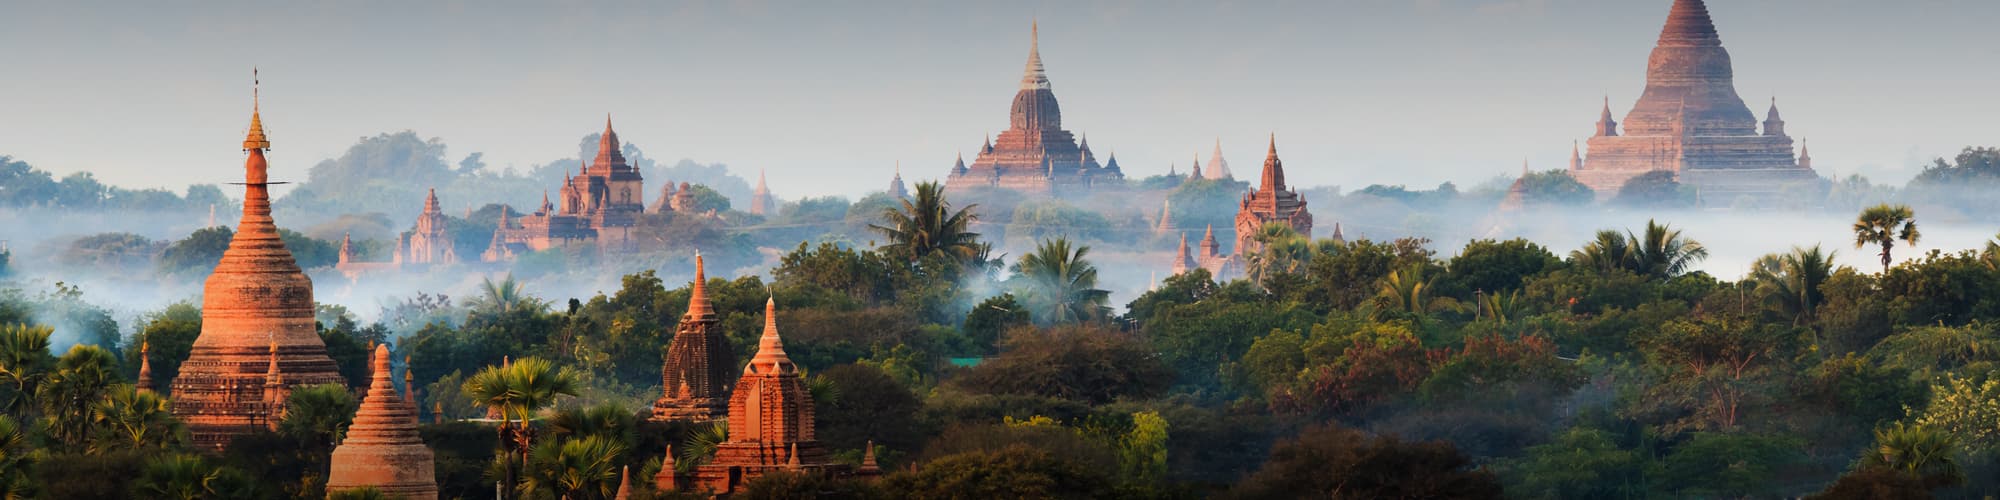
[{"xmin": 2, "ymin": 174, "xmax": 1999, "ymax": 498}]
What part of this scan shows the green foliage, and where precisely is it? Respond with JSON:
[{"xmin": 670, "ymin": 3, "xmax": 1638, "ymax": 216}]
[
  {"xmin": 88, "ymin": 385, "xmax": 184, "ymax": 453},
  {"xmin": 1858, "ymin": 422, "xmax": 1964, "ymax": 489},
  {"xmin": 737, "ymin": 469, "xmax": 884, "ymax": 499},
  {"xmin": 1442, "ymin": 238, "xmax": 1562, "ymax": 296},
  {"xmin": 962, "ymin": 294, "xmax": 1029, "ymax": 354},
  {"xmin": 680, "ymin": 183, "xmax": 732, "ymax": 213},
  {"xmin": 0, "ymin": 415, "xmax": 34, "ymax": 499},
  {"xmin": 131, "ymin": 302, "xmax": 200, "ymax": 393},
  {"xmin": 278, "ymin": 384, "xmax": 358, "ymax": 445},
  {"xmin": 39, "ymin": 344, "xmax": 119, "ymax": 449},
  {"xmin": 521, "ymin": 434, "xmax": 626, "ymax": 500},
  {"xmin": 158, "ymin": 226, "xmax": 234, "ymax": 276},
  {"xmin": 1909, "ymin": 374, "xmax": 2000, "ymax": 452},
  {"xmin": 1658, "ymin": 432, "xmax": 1805, "ymax": 497},
  {"xmin": 1118, "ymin": 411, "xmax": 1169, "ymax": 482},
  {"xmin": 132, "ymin": 453, "xmax": 258, "ymax": 500},
  {"xmin": 1611, "ymin": 170, "xmax": 1696, "ymax": 209},
  {"xmin": 870, "ymin": 181, "xmax": 986, "ymax": 264},
  {"xmin": 463, "ymin": 357, "xmax": 582, "ymax": 425},
  {"xmin": 0, "ymin": 324, "xmax": 53, "ymax": 417},
  {"xmin": 1633, "ymin": 318, "xmax": 1798, "ymax": 432},
  {"xmin": 1228, "ymin": 424, "xmax": 1501, "ymax": 499},
  {"xmin": 59, "ymin": 232, "xmax": 157, "ymax": 274},
  {"xmin": 882, "ymin": 444, "xmax": 1114, "ymax": 499},
  {"xmin": 1517, "ymin": 169, "xmax": 1595, "ymax": 207},
  {"xmin": 818, "ymin": 364, "xmax": 924, "ymax": 453},
  {"xmin": 1006, "ymin": 200, "xmax": 1114, "ymax": 245},
  {"xmin": 1167, "ymin": 177, "xmax": 1253, "ymax": 232},
  {"xmin": 1569, "ymin": 220, "xmax": 1710, "ymax": 280},
  {"xmin": 1750, "ymin": 245, "xmax": 1836, "ymax": 325},
  {"xmin": 950, "ymin": 326, "xmax": 1171, "ymax": 404},
  {"xmin": 1499, "ymin": 427, "xmax": 1654, "ymax": 499},
  {"xmin": 1007, "ymin": 237, "xmax": 1110, "ymax": 325}
]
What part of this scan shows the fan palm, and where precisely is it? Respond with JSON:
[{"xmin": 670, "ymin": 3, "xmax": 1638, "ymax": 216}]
[
  {"xmin": 1748, "ymin": 245, "xmax": 1835, "ymax": 326},
  {"xmin": 1861, "ymin": 422, "xmax": 1963, "ymax": 488},
  {"xmin": 39, "ymin": 344, "xmax": 118, "ymax": 448},
  {"xmin": 1627, "ymin": 219, "xmax": 1708, "ymax": 278},
  {"xmin": 131, "ymin": 454, "xmax": 254, "ymax": 500},
  {"xmin": 1569, "ymin": 229, "xmax": 1633, "ymax": 273},
  {"xmin": 679, "ymin": 420, "xmax": 729, "ymax": 473},
  {"xmin": 1010, "ymin": 237, "xmax": 1112, "ymax": 325},
  {"xmin": 88, "ymin": 385, "xmax": 184, "ymax": 453},
  {"xmin": 1244, "ymin": 222, "xmax": 1312, "ymax": 287},
  {"xmin": 1853, "ymin": 203, "xmax": 1920, "ymax": 273},
  {"xmin": 870, "ymin": 181, "xmax": 985, "ymax": 264},
  {"xmin": 1372, "ymin": 263, "xmax": 1454, "ymax": 320},
  {"xmin": 463, "ymin": 357, "xmax": 582, "ymax": 499},
  {"xmin": 0, "ymin": 415, "xmax": 32, "ymax": 500},
  {"xmin": 468, "ymin": 274, "xmax": 546, "ymax": 316},
  {"xmin": 547, "ymin": 402, "xmax": 637, "ymax": 445},
  {"xmin": 521, "ymin": 435, "xmax": 626, "ymax": 500},
  {"xmin": 0, "ymin": 324, "xmax": 52, "ymax": 416},
  {"xmin": 277, "ymin": 384, "xmax": 358, "ymax": 446}
]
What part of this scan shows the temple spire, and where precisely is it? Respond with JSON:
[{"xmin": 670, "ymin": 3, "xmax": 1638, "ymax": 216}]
[
  {"xmin": 1658, "ymin": 0, "xmax": 1722, "ymax": 47},
  {"xmin": 685, "ymin": 255, "xmax": 715, "ymax": 319},
  {"xmin": 1798, "ymin": 138, "xmax": 1812, "ymax": 169},
  {"xmin": 1258, "ymin": 134, "xmax": 1285, "ymax": 193},
  {"xmin": 1570, "ymin": 141, "xmax": 1583, "ymax": 170},
  {"xmin": 748, "ymin": 297, "xmax": 795, "ymax": 374},
  {"xmin": 244, "ymin": 68, "xmax": 270, "ymax": 151},
  {"xmin": 1763, "ymin": 96, "xmax": 1786, "ymax": 136},
  {"xmin": 136, "ymin": 342, "xmax": 154, "ymax": 393},
  {"xmin": 1021, "ymin": 21, "xmax": 1050, "ymax": 90}
]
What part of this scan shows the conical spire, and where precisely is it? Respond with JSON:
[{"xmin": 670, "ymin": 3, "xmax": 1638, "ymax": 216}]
[
  {"xmin": 326, "ymin": 344, "xmax": 439, "ymax": 498},
  {"xmin": 1596, "ymin": 96, "xmax": 1619, "ymax": 137},
  {"xmin": 423, "ymin": 188, "xmax": 440, "ymax": 213},
  {"xmin": 1763, "ymin": 97, "xmax": 1786, "ymax": 136},
  {"xmin": 1155, "ymin": 199, "xmax": 1174, "ymax": 234},
  {"xmin": 1020, "ymin": 21, "xmax": 1051, "ymax": 90},
  {"xmin": 1258, "ymin": 134, "xmax": 1286, "ymax": 193},
  {"xmin": 1207, "ymin": 138, "xmax": 1231, "ymax": 180},
  {"xmin": 1570, "ymin": 141, "xmax": 1584, "ymax": 170},
  {"xmin": 1331, "ymin": 223, "xmax": 1345, "ymax": 242},
  {"xmin": 1189, "ymin": 155, "xmax": 1203, "ymax": 180},
  {"xmin": 244, "ymin": 69, "xmax": 270, "ymax": 151},
  {"xmin": 747, "ymin": 297, "xmax": 795, "ymax": 374},
  {"xmin": 684, "ymin": 255, "xmax": 715, "ymax": 320},
  {"xmin": 1798, "ymin": 138, "xmax": 1812, "ymax": 169},
  {"xmin": 754, "ymin": 169, "xmax": 769, "ymax": 194},
  {"xmin": 1658, "ymin": 0, "xmax": 1722, "ymax": 47},
  {"xmin": 595, "ymin": 114, "xmax": 622, "ymax": 167},
  {"xmin": 136, "ymin": 342, "xmax": 153, "ymax": 393}
]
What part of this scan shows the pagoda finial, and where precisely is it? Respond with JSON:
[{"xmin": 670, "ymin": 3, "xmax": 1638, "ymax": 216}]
[
  {"xmin": 1258, "ymin": 134, "xmax": 1285, "ymax": 193},
  {"xmin": 1020, "ymin": 20, "xmax": 1051, "ymax": 90},
  {"xmin": 244, "ymin": 68, "xmax": 270, "ymax": 151},
  {"xmin": 136, "ymin": 341, "xmax": 154, "ymax": 393}
]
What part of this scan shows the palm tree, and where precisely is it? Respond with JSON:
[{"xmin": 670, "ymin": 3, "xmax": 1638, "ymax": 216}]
[
  {"xmin": 1981, "ymin": 233, "xmax": 1999, "ymax": 270},
  {"xmin": 1569, "ymin": 229, "xmax": 1633, "ymax": 273},
  {"xmin": 1372, "ymin": 263, "xmax": 1457, "ymax": 320},
  {"xmin": 1748, "ymin": 245, "xmax": 1836, "ymax": 326},
  {"xmin": 277, "ymin": 384, "xmax": 359, "ymax": 446},
  {"xmin": 1861, "ymin": 422, "xmax": 1963, "ymax": 488},
  {"xmin": 1480, "ymin": 289, "xmax": 1525, "ymax": 323},
  {"xmin": 521, "ymin": 435, "xmax": 626, "ymax": 500},
  {"xmin": 1010, "ymin": 237, "xmax": 1111, "ymax": 325},
  {"xmin": 1627, "ymin": 219, "xmax": 1708, "ymax": 278},
  {"xmin": 88, "ymin": 385, "xmax": 184, "ymax": 453},
  {"xmin": 467, "ymin": 274, "xmax": 546, "ymax": 316},
  {"xmin": 0, "ymin": 415, "xmax": 33, "ymax": 500},
  {"xmin": 678, "ymin": 421, "xmax": 729, "ymax": 473},
  {"xmin": 547, "ymin": 403, "xmax": 637, "ymax": 445},
  {"xmin": 0, "ymin": 325, "xmax": 52, "ymax": 417},
  {"xmin": 1853, "ymin": 203, "xmax": 1920, "ymax": 273},
  {"xmin": 463, "ymin": 357, "xmax": 582, "ymax": 499},
  {"xmin": 39, "ymin": 344, "xmax": 118, "ymax": 448},
  {"xmin": 131, "ymin": 454, "xmax": 254, "ymax": 500},
  {"xmin": 1244, "ymin": 222, "xmax": 1312, "ymax": 287},
  {"xmin": 870, "ymin": 181, "xmax": 985, "ymax": 264}
]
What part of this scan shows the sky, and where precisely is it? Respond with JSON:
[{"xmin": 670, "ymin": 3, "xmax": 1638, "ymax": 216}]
[{"xmin": 0, "ymin": 0, "xmax": 1994, "ymax": 198}]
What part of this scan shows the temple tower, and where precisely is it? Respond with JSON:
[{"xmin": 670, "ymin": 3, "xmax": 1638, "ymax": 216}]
[
  {"xmin": 1570, "ymin": 0, "xmax": 1816, "ymax": 204},
  {"xmin": 650, "ymin": 256, "xmax": 737, "ymax": 422},
  {"xmin": 171, "ymin": 76, "xmax": 345, "ymax": 450},
  {"xmin": 693, "ymin": 298, "xmax": 846, "ymax": 494},
  {"xmin": 943, "ymin": 22, "xmax": 1121, "ymax": 195},
  {"xmin": 406, "ymin": 188, "xmax": 455, "ymax": 264},
  {"xmin": 890, "ymin": 162, "xmax": 910, "ymax": 199},
  {"xmin": 327, "ymin": 345, "xmax": 439, "ymax": 500},
  {"xmin": 1205, "ymin": 139, "xmax": 1234, "ymax": 180},
  {"xmin": 1232, "ymin": 135, "xmax": 1313, "ymax": 256},
  {"xmin": 750, "ymin": 169, "xmax": 773, "ymax": 216}
]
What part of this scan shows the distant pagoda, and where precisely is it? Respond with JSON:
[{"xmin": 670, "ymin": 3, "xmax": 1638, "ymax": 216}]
[
  {"xmin": 1232, "ymin": 136, "xmax": 1313, "ymax": 257},
  {"xmin": 943, "ymin": 22, "xmax": 1123, "ymax": 196},
  {"xmin": 650, "ymin": 256, "xmax": 736, "ymax": 423},
  {"xmin": 326, "ymin": 345, "xmax": 438, "ymax": 500},
  {"xmin": 1570, "ymin": 0, "xmax": 1817, "ymax": 204},
  {"xmin": 171, "ymin": 76, "xmax": 345, "ymax": 450},
  {"xmin": 497, "ymin": 117, "xmax": 648, "ymax": 251}
]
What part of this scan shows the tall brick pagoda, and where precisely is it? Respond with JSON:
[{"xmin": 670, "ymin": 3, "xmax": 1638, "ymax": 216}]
[
  {"xmin": 496, "ymin": 116, "xmax": 646, "ymax": 251},
  {"xmin": 1569, "ymin": 0, "xmax": 1817, "ymax": 204},
  {"xmin": 943, "ymin": 23, "xmax": 1123, "ymax": 195},
  {"xmin": 1232, "ymin": 136, "xmax": 1313, "ymax": 257},
  {"xmin": 650, "ymin": 256, "xmax": 736, "ymax": 423},
  {"xmin": 693, "ymin": 298, "xmax": 847, "ymax": 494},
  {"xmin": 171, "ymin": 77, "xmax": 345, "ymax": 450},
  {"xmin": 327, "ymin": 345, "xmax": 438, "ymax": 500}
]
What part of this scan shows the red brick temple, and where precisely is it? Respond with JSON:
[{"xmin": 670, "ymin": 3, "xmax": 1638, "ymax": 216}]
[
  {"xmin": 943, "ymin": 23, "xmax": 1123, "ymax": 195},
  {"xmin": 692, "ymin": 298, "xmax": 850, "ymax": 493},
  {"xmin": 1232, "ymin": 136, "xmax": 1313, "ymax": 257},
  {"xmin": 494, "ymin": 117, "xmax": 648, "ymax": 252},
  {"xmin": 1569, "ymin": 0, "xmax": 1817, "ymax": 205},
  {"xmin": 326, "ymin": 345, "xmax": 438, "ymax": 500},
  {"xmin": 170, "ymin": 80, "xmax": 345, "ymax": 450},
  {"xmin": 650, "ymin": 256, "xmax": 737, "ymax": 423}
]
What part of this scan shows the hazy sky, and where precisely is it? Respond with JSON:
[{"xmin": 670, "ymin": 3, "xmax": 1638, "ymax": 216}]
[{"xmin": 1, "ymin": 0, "xmax": 1993, "ymax": 198}]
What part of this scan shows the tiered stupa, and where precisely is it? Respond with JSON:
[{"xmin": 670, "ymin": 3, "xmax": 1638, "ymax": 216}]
[
  {"xmin": 693, "ymin": 299, "xmax": 847, "ymax": 494},
  {"xmin": 327, "ymin": 345, "xmax": 439, "ymax": 499},
  {"xmin": 750, "ymin": 169, "xmax": 773, "ymax": 216},
  {"xmin": 1569, "ymin": 0, "xmax": 1817, "ymax": 204},
  {"xmin": 171, "ymin": 78, "xmax": 346, "ymax": 450},
  {"xmin": 1232, "ymin": 136, "xmax": 1313, "ymax": 256},
  {"xmin": 943, "ymin": 23, "xmax": 1123, "ymax": 195},
  {"xmin": 1204, "ymin": 139, "xmax": 1234, "ymax": 181},
  {"xmin": 650, "ymin": 256, "xmax": 737, "ymax": 423}
]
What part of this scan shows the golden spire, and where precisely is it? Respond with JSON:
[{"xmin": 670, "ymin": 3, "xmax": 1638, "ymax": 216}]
[{"xmin": 244, "ymin": 68, "xmax": 271, "ymax": 151}]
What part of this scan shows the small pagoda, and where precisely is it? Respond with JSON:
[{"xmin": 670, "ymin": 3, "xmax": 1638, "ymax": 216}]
[
  {"xmin": 327, "ymin": 345, "xmax": 439, "ymax": 500},
  {"xmin": 650, "ymin": 256, "xmax": 736, "ymax": 423},
  {"xmin": 692, "ymin": 299, "xmax": 848, "ymax": 493}
]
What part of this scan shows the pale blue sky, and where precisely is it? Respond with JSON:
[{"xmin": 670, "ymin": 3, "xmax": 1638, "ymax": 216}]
[{"xmin": 0, "ymin": 0, "xmax": 1993, "ymax": 197}]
